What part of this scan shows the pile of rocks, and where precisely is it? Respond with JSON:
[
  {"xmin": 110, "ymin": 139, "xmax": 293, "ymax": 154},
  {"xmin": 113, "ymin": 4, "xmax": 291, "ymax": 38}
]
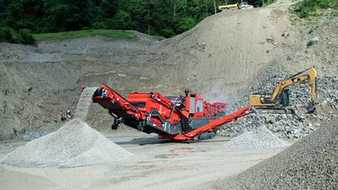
[
  {"xmin": 1, "ymin": 119, "xmax": 132, "ymax": 168},
  {"xmin": 224, "ymin": 126, "xmax": 289, "ymax": 152},
  {"xmin": 219, "ymin": 111, "xmax": 318, "ymax": 139},
  {"xmin": 318, "ymin": 75, "xmax": 338, "ymax": 111},
  {"xmin": 219, "ymin": 65, "xmax": 338, "ymax": 140}
]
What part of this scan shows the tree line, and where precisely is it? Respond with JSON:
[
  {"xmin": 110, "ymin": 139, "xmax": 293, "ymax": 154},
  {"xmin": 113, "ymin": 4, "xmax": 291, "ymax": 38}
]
[{"xmin": 0, "ymin": 0, "xmax": 270, "ymax": 44}]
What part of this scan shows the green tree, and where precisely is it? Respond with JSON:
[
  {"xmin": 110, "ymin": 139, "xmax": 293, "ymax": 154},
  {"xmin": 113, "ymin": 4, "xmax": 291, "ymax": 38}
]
[
  {"xmin": 176, "ymin": 17, "xmax": 197, "ymax": 33},
  {"xmin": 109, "ymin": 10, "xmax": 132, "ymax": 29},
  {"xmin": 100, "ymin": 0, "xmax": 118, "ymax": 17},
  {"xmin": 6, "ymin": 0, "xmax": 45, "ymax": 30}
]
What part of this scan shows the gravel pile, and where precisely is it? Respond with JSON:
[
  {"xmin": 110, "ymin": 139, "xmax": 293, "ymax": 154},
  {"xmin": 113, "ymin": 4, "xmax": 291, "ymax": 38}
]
[
  {"xmin": 220, "ymin": 111, "xmax": 318, "ymax": 139},
  {"xmin": 318, "ymin": 75, "xmax": 338, "ymax": 111},
  {"xmin": 224, "ymin": 126, "xmax": 289, "ymax": 152},
  {"xmin": 218, "ymin": 65, "xmax": 338, "ymax": 140},
  {"xmin": 215, "ymin": 121, "xmax": 338, "ymax": 190},
  {"xmin": 0, "ymin": 119, "xmax": 132, "ymax": 168}
]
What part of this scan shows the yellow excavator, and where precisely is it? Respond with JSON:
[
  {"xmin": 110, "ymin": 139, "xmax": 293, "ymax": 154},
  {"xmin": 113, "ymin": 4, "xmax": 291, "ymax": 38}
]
[
  {"xmin": 249, "ymin": 67, "xmax": 318, "ymax": 113},
  {"xmin": 218, "ymin": 1, "xmax": 254, "ymax": 11}
]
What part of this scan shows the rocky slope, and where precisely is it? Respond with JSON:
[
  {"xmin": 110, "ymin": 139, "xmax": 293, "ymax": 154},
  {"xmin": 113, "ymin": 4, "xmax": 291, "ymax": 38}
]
[{"xmin": 214, "ymin": 119, "xmax": 338, "ymax": 190}]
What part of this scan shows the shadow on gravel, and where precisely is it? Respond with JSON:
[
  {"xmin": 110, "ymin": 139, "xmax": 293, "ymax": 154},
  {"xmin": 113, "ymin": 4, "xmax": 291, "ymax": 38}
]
[
  {"xmin": 115, "ymin": 136, "xmax": 229, "ymax": 145},
  {"xmin": 115, "ymin": 137, "xmax": 172, "ymax": 145}
]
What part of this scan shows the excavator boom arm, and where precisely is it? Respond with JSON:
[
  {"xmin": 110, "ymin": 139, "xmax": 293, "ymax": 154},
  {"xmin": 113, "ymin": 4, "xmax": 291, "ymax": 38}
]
[{"xmin": 270, "ymin": 67, "xmax": 317, "ymax": 103}]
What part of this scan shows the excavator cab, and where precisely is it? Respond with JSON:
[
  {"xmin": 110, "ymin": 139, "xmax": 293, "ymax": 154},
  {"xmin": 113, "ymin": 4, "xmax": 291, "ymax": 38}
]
[
  {"xmin": 280, "ymin": 89, "xmax": 290, "ymax": 107},
  {"xmin": 250, "ymin": 90, "xmax": 289, "ymax": 109}
]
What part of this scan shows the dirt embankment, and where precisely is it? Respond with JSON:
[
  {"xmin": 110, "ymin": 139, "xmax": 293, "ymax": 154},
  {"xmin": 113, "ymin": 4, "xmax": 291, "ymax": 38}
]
[
  {"xmin": 155, "ymin": 6, "xmax": 291, "ymax": 99},
  {"xmin": 0, "ymin": 34, "xmax": 173, "ymax": 140}
]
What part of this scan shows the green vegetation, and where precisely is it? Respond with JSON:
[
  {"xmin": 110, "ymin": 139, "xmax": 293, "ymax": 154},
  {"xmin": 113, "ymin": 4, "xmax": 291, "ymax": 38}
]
[
  {"xmin": 293, "ymin": 0, "xmax": 338, "ymax": 18},
  {"xmin": 261, "ymin": 0, "xmax": 275, "ymax": 6},
  {"xmin": 33, "ymin": 30, "xmax": 135, "ymax": 41},
  {"xmin": 0, "ymin": 24, "xmax": 35, "ymax": 44},
  {"xmin": 0, "ymin": 0, "xmax": 276, "ymax": 44}
]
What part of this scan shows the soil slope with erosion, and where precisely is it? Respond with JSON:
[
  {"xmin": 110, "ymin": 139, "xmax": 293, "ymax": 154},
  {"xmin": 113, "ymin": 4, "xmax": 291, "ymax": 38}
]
[
  {"xmin": 155, "ymin": 4, "xmax": 291, "ymax": 99},
  {"xmin": 0, "ymin": 33, "xmax": 172, "ymax": 140}
]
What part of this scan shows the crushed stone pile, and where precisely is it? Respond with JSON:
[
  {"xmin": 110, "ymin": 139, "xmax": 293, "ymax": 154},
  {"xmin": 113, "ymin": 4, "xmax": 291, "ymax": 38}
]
[
  {"xmin": 0, "ymin": 119, "xmax": 132, "ymax": 168},
  {"xmin": 224, "ymin": 126, "xmax": 289, "ymax": 152},
  {"xmin": 215, "ymin": 121, "xmax": 338, "ymax": 190},
  {"xmin": 221, "ymin": 111, "xmax": 318, "ymax": 140}
]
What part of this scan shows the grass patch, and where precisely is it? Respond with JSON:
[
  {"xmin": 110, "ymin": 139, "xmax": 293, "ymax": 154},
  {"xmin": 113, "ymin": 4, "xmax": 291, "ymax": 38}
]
[
  {"xmin": 293, "ymin": 0, "xmax": 338, "ymax": 18},
  {"xmin": 33, "ymin": 29, "xmax": 135, "ymax": 41}
]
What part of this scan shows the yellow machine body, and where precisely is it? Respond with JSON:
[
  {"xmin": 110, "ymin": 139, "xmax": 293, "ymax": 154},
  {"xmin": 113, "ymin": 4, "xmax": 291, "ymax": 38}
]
[
  {"xmin": 218, "ymin": 3, "xmax": 239, "ymax": 10},
  {"xmin": 249, "ymin": 95, "xmax": 264, "ymax": 107}
]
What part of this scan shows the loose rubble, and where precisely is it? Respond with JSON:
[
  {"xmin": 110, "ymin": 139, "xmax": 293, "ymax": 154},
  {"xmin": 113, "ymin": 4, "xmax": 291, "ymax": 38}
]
[
  {"xmin": 219, "ymin": 65, "xmax": 338, "ymax": 140},
  {"xmin": 0, "ymin": 119, "xmax": 132, "ymax": 168},
  {"xmin": 224, "ymin": 126, "xmax": 289, "ymax": 152}
]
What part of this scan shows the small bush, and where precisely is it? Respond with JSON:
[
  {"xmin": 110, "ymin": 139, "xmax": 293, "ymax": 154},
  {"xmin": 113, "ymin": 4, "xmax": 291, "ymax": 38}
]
[
  {"xmin": 0, "ymin": 27, "xmax": 12, "ymax": 42},
  {"xmin": 19, "ymin": 29, "xmax": 35, "ymax": 44},
  {"xmin": 293, "ymin": 0, "xmax": 338, "ymax": 18},
  {"xmin": 160, "ymin": 28, "xmax": 175, "ymax": 38},
  {"xmin": 176, "ymin": 17, "xmax": 197, "ymax": 34},
  {"xmin": 0, "ymin": 26, "xmax": 35, "ymax": 44}
]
